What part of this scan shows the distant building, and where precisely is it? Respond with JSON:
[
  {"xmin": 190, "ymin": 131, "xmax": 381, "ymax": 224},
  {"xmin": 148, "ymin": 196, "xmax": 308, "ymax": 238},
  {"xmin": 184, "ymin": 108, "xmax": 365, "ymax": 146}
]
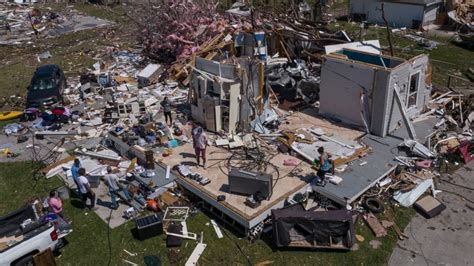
[
  {"xmin": 350, "ymin": 0, "xmax": 444, "ymax": 29},
  {"xmin": 319, "ymin": 48, "xmax": 431, "ymax": 137}
]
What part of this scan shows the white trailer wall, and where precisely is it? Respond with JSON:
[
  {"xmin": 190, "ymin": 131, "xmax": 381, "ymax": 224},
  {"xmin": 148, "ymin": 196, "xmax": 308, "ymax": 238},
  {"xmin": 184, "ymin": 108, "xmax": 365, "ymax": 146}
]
[{"xmin": 319, "ymin": 58, "xmax": 378, "ymax": 128}]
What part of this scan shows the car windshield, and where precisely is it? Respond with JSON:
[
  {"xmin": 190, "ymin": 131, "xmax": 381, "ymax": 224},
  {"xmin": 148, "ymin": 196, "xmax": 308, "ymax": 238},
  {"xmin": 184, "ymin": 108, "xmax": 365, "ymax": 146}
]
[{"xmin": 31, "ymin": 79, "xmax": 55, "ymax": 91}]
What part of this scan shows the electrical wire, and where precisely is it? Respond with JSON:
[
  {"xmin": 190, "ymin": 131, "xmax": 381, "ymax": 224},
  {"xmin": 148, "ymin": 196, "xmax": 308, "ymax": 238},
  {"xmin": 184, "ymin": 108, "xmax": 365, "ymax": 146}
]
[
  {"xmin": 438, "ymin": 177, "xmax": 474, "ymax": 191},
  {"xmin": 440, "ymin": 189, "xmax": 474, "ymax": 204},
  {"xmin": 221, "ymin": 220, "xmax": 252, "ymax": 266},
  {"xmin": 107, "ymin": 208, "xmax": 114, "ymax": 266}
]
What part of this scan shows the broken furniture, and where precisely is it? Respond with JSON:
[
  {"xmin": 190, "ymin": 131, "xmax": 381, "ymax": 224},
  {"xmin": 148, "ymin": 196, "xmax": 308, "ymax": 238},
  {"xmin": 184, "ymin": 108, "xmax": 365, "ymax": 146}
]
[
  {"xmin": 163, "ymin": 207, "xmax": 197, "ymax": 244},
  {"xmin": 189, "ymin": 57, "xmax": 267, "ymax": 134},
  {"xmin": 137, "ymin": 64, "xmax": 163, "ymax": 88},
  {"xmin": 185, "ymin": 232, "xmax": 206, "ymax": 266},
  {"xmin": 166, "ymin": 223, "xmax": 184, "ymax": 247},
  {"xmin": 272, "ymin": 206, "xmax": 355, "ymax": 250},
  {"xmin": 163, "ymin": 206, "xmax": 190, "ymax": 222}
]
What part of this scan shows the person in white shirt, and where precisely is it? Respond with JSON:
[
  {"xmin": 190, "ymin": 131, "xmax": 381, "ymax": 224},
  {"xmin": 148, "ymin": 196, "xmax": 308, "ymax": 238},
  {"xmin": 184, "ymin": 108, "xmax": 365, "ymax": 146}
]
[
  {"xmin": 104, "ymin": 166, "xmax": 132, "ymax": 209},
  {"xmin": 77, "ymin": 168, "xmax": 96, "ymax": 210}
]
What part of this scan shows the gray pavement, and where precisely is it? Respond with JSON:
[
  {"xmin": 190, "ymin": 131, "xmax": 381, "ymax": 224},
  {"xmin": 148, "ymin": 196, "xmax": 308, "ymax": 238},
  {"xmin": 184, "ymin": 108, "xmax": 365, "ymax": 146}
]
[{"xmin": 389, "ymin": 161, "xmax": 474, "ymax": 266}]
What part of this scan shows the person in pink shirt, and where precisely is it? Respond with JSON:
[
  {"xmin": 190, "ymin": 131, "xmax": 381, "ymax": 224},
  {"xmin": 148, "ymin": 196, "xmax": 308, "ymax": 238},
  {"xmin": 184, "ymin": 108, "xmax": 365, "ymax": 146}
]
[{"xmin": 48, "ymin": 190, "xmax": 64, "ymax": 219}]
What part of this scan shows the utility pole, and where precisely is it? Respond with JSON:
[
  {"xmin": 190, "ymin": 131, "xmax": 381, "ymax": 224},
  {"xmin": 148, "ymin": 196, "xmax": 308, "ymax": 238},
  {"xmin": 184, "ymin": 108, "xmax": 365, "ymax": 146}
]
[{"xmin": 381, "ymin": 3, "xmax": 394, "ymax": 56}]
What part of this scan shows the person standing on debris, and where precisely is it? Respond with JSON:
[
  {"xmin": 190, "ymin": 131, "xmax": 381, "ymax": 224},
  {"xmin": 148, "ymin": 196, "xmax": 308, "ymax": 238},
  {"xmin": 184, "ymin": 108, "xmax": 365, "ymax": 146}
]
[
  {"xmin": 193, "ymin": 127, "xmax": 208, "ymax": 168},
  {"xmin": 317, "ymin": 147, "xmax": 332, "ymax": 186},
  {"xmin": 104, "ymin": 166, "xmax": 132, "ymax": 209},
  {"xmin": 77, "ymin": 168, "xmax": 96, "ymax": 210},
  {"xmin": 5, "ymin": 22, "xmax": 11, "ymax": 34},
  {"xmin": 160, "ymin": 97, "xmax": 173, "ymax": 126},
  {"xmin": 71, "ymin": 159, "xmax": 82, "ymax": 193}
]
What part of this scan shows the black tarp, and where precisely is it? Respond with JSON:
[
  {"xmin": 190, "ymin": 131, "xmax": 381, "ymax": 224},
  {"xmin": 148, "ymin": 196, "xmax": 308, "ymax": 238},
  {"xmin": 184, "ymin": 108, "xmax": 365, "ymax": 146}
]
[{"xmin": 272, "ymin": 207, "xmax": 355, "ymax": 249}]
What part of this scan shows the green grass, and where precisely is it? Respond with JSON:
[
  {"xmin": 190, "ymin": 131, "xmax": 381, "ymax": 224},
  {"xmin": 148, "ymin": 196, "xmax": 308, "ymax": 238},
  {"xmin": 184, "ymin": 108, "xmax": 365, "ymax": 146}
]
[
  {"xmin": 0, "ymin": 3, "xmax": 133, "ymax": 111},
  {"xmin": 329, "ymin": 21, "xmax": 474, "ymax": 86},
  {"xmin": 1, "ymin": 161, "xmax": 415, "ymax": 265},
  {"xmin": 0, "ymin": 162, "xmax": 64, "ymax": 213}
]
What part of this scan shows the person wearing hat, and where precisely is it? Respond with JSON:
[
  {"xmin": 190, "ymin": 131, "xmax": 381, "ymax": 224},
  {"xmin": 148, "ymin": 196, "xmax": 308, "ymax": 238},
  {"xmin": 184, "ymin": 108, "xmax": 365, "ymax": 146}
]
[{"xmin": 104, "ymin": 166, "xmax": 132, "ymax": 209}]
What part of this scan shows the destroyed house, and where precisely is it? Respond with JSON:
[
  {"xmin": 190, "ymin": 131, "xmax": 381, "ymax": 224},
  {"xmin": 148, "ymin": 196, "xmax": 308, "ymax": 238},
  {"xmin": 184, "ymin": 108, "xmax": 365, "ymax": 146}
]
[
  {"xmin": 189, "ymin": 57, "xmax": 267, "ymax": 133},
  {"xmin": 350, "ymin": 0, "xmax": 444, "ymax": 29},
  {"xmin": 319, "ymin": 49, "xmax": 431, "ymax": 138}
]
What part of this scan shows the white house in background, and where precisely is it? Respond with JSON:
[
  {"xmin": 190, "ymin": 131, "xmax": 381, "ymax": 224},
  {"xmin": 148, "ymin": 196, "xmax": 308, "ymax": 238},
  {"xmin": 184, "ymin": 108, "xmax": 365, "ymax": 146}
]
[{"xmin": 350, "ymin": 0, "xmax": 444, "ymax": 29}]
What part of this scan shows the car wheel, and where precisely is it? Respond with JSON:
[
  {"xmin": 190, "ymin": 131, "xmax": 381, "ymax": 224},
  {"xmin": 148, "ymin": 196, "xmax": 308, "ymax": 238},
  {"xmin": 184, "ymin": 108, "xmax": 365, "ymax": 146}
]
[
  {"xmin": 11, "ymin": 254, "xmax": 35, "ymax": 266},
  {"xmin": 363, "ymin": 197, "xmax": 385, "ymax": 213}
]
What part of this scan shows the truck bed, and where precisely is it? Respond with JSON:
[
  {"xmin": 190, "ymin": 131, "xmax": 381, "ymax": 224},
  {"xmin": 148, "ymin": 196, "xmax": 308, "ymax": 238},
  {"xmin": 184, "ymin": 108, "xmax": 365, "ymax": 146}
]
[{"xmin": 0, "ymin": 205, "xmax": 51, "ymax": 253}]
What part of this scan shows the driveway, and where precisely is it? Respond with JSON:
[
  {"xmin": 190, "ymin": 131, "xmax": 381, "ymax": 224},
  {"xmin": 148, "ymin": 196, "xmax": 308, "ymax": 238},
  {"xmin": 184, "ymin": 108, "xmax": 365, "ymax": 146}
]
[{"xmin": 389, "ymin": 161, "xmax": 474, "ymax": 266}]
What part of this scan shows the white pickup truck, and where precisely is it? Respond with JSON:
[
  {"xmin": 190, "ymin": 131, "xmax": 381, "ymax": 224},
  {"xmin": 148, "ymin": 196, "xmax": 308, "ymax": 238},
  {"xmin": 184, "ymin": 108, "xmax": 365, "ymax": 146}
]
[{"xmin": 0, "ymin": 203, "xmax": 70, "ymax": 266}]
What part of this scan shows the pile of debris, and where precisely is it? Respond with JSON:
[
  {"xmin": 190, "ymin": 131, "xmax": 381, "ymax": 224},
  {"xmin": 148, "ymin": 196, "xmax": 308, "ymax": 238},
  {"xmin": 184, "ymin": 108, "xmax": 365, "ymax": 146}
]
[
  {"xmin": 0, "ymin": 2, "xmax": 474, "ymax": 263},
  {"xmin": 132, "ymin": 0, "xmax": 351, "ymax": 85},
  {"xmin": 0, "ymin": 3, "xmax": 110, "ymax": 45},
  {"xmin": 450, "ymin": 0, "xmax": 474, "ymax": 33}
]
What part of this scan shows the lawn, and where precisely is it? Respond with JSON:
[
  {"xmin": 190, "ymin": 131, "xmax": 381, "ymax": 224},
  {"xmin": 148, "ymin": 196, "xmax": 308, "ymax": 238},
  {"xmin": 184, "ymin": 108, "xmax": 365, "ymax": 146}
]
[
  {"xmin": 0, "ymin": 161, "xmax": 415, "ymax": 265},
  {"xmin": 0, "ymin": 3, "xmax": 134, "ymax": 111}
]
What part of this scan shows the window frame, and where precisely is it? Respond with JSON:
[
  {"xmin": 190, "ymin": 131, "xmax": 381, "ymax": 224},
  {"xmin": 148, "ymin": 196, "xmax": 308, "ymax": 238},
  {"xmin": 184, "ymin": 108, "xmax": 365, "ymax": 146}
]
[{"xmin": 407, "ymin": 71, "xmax": 420, "ymax": 109}]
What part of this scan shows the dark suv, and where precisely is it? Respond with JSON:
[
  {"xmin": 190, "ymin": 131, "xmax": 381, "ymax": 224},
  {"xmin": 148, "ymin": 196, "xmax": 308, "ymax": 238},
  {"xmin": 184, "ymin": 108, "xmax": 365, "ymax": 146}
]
[{"xmin": 26, "ymin": 64, "xmax": 66, "ymax": 108}]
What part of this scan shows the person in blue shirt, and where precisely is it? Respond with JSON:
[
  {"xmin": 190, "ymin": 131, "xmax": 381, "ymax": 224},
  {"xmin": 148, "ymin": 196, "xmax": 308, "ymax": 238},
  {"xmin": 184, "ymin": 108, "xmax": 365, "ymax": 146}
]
[
  {"xmin": 71, "ymin": 159, "xmax": 81, "ymax": 192},
  {"xmin": 317, "ymin": 147, "xmax": 332, "ymax": 186}
]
